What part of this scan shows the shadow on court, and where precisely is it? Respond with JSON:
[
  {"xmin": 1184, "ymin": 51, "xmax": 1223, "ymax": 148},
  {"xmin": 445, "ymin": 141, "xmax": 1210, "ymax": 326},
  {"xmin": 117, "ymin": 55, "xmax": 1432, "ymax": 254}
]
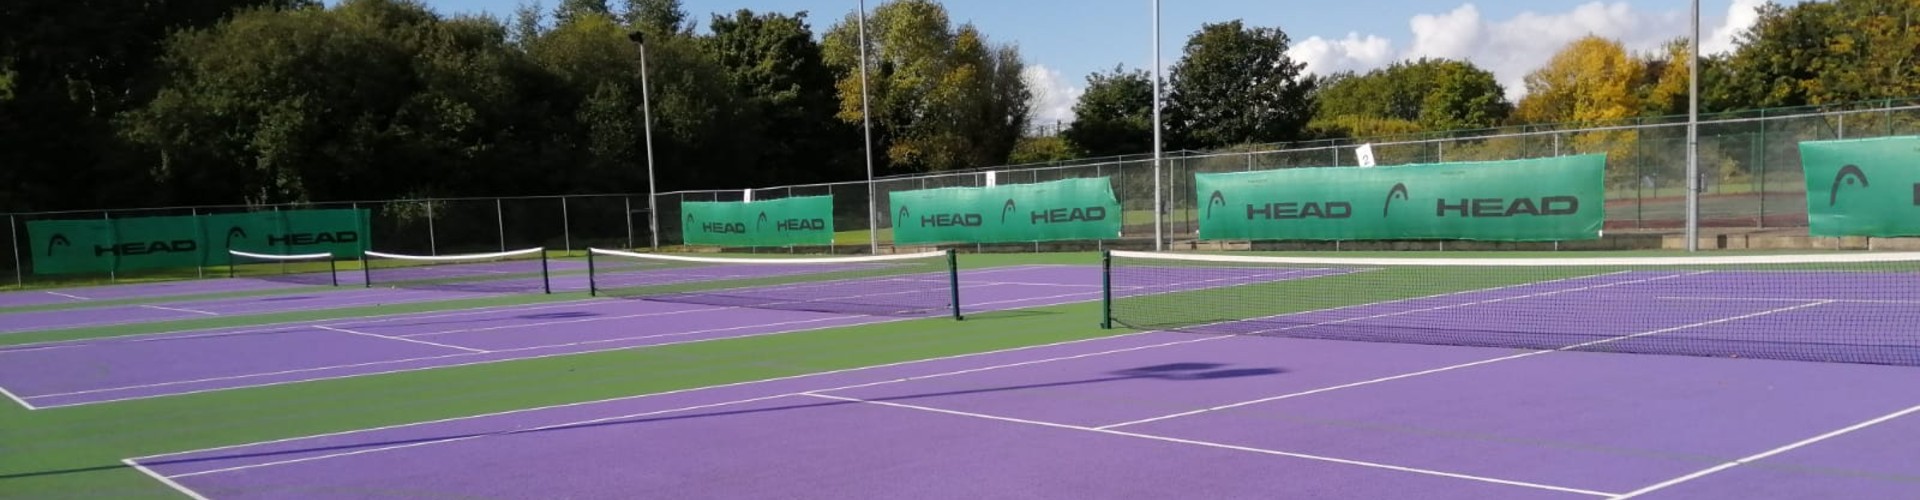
[{"xmin": 126, "ymin": 362, "xmax": 1286, "ymax": 473}]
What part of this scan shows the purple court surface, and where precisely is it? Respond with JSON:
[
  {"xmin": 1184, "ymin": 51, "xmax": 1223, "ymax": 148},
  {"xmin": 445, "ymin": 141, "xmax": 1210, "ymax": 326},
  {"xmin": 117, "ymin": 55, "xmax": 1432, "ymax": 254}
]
[
  {"xmin": 0, "ymin": 279, "xmax": 309, "ymax": 309},
  {"xmin": 0, "ymin": 265, "xmax": 1307, "ymax": 409},
  {"xmin": 0, "ymin": 259, "xmax": 921, "ymax": 333},
  {"xmin": 121, "ymin": 268, "xmax": 1920, "ymax": 499},
  {"xmin": 0, "ymin": 287, "xmax": 501, "ymax": 334}
]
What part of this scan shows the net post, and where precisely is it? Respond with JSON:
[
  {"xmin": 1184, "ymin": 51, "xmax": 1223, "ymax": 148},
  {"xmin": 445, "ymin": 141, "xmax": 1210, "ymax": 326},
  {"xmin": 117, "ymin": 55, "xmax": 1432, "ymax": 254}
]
[
  {"xmin": 228, "ymin": 252, "xmax": 237, "ymax": 279},
  {"xmin": 329, "ymin": 257, "xmax": 339, "ymax": 287},
  {"xmin": 1100, "ymin": 250, "xmax": 1112, "ymax": 329},
  {"xmin": 586, "ymin": 248, "xmax": 598, "ymax": 297},
  {"xmin": 540, "ymin": 248, "xmax": 552, "ymax": 294},
  {"xmin": 947, "ymin": 248, "xmax": 962, "ymax": 321},
  {"xmin": 360, "ymin": 252, "xmax": 372, "ymax": 288}
]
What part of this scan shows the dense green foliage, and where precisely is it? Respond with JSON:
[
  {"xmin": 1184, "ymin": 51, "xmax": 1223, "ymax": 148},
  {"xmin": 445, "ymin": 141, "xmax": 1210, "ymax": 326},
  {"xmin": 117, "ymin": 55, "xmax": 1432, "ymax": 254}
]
[{"xmin": 3, "ymin": 0, "xmax": 1918, "ymax": 213}]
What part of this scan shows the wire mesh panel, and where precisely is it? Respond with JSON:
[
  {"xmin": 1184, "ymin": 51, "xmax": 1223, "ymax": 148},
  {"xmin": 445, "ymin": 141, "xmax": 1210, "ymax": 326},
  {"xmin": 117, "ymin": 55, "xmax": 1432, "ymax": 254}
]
[
  {"xmin": 588, "ymin": 248, "xmax": 959, "ymax": 317},
  {"xmin": 1104, "ymin": 250, "xmax": 1920, "ymax": 366},
  {"xmin": 227, "ymin": 250, "xmax": 340, "ymax": 287},
  {"xmin": 363, "ymin": 247, "xmax": 550, "ymax": 294}
]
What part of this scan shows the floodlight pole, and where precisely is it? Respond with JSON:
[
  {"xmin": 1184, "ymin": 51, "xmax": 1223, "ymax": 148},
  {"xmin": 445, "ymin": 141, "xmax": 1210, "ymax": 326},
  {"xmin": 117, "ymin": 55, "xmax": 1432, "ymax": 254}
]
[
  {"xmin": 630, "ymin": 31, "xmax": 661, "ymax": 251},
  {"xmin": 858, "ymin": 0, "xmax": 879, "ymax": 254},
  {"xmin": 1151, "ymin": 0, "xmax": 1164, "ymax": 252},
  {"xmin": 1685, "ymin": 0, "xmax": 1701, "ymax": 252}
]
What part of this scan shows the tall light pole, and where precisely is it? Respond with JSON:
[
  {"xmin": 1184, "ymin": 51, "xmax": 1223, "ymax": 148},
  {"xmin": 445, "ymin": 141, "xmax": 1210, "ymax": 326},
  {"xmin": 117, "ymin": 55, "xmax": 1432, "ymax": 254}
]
[
  {"xmin": 629, "ymin": 31, "xmax": 661, "ymax": 251},
  {"xmin": 858, "ymin": 0, "xmax": 879, "ymax": 254},
  {"xmin": 1151, "ymin": 0, "xmax": 1164, "ymax": 251},
  {"xmin": 1685, "ymin": 0, "xmax": 1700, "ymax": 252}
]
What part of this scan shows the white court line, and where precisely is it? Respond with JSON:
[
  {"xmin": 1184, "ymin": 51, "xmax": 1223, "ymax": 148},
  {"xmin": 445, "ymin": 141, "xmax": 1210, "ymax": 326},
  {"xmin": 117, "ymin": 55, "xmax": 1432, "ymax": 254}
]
[
  {"xmin": 1659, "ymin": 296, "xmax": 1920, "ymax": 305},
  {"xmin": 313, "ymin": 325, "xmax": 489, "ymax": 354},
  {"xmin": 127, "ymin": 271, "xmax": 1646, "ymax": 469},
  {"xmin": 138, "ymin": 304, "xmax": 221, "ymax": 316},
  {"xmin": 0, "ymin": 383, "xmax": 37, "ymax": 410},
  {"xmin": 0, "ymin": 298, "xmax": 607, "ymax": 349},
  {"xmin": 803, "ymin": 393, "xmax": 1618, "ymax": 498},
  {"xmin": 154, "ymin": 335, "xmax": 1237, "ymax": 479},
  {"xmin": 122, "ymin": 459, "xmax": 209, "ymax": 500},
  {"xmin": 31, "ymin": 280, "xmax": 1119, "ymax": 407},
  {"xmin": 1236, "ymin": 271, "xmax": 1686, "ymax": 337},
  {"xmin": 399, "ymin": 306, "xmax": 736, "ymax": 338},
  {"xmin": 1097, "ymin": 300, "xmax": 1833, "ymax": 431},
  {"xmin": 43, "ymin": 291, "xmax": 91, "ymax": 301},
  {"xmin": 29, "ymin": 315, "xmax": 862, "ymax": 402},
  {"xmin": 1612, "ymin": 403, "xmax": 1920, "ymax": 499},
  {"xmin": 125, "ymin": 331, "xmax": 1176, "ymax": 462}
]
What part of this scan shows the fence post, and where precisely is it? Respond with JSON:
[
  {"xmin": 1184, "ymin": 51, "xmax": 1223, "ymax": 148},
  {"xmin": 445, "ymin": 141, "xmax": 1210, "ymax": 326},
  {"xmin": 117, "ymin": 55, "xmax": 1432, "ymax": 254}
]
[
  {"xmin": 104, "ymin": 211, "xmax": 116, "ymax": 282},
  {"xmin": 495, "ymin": 199, "xmax": 505, "ymax": 252},
  {"xmin": 10, "ymin": 215, "xmax": 21, "ymax": 288},
  {"xmin": 191, "ymin": 207, "xmax": 204, "ymax": 279},
  {"xmin": 1756, "ymin": 112, "xmax": 1767, "ymax": 228},
  {"xmin": 562, "ymin": 196, "xmax": 572, "ymax": 255},
  {"xmin": 427, "ymin": 201, "xmax": 438, "ymax": 256},
  {"xmin": 624, "ymin": 196, "xmax": 635, "ymax": 250}
]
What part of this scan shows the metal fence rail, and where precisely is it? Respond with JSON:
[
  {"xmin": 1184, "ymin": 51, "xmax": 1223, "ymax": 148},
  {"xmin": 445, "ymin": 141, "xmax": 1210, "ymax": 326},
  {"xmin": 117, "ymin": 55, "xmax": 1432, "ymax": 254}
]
[{"xmin": 8, "ymin": 99, "xmax": 1919, "ymax": 288}]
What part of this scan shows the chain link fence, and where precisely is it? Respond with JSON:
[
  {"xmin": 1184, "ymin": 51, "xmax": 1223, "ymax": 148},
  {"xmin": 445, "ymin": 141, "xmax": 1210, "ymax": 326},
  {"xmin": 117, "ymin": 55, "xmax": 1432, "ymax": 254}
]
[{"xmin": 9, "ymin": 99, "xmax": 1920, "ymax": 288}]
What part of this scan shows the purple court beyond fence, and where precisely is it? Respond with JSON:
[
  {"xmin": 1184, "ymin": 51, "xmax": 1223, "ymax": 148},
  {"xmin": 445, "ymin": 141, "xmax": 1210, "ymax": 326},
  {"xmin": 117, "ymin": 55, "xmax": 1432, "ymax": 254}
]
[
  {"xmin": 0, "ymin": 279, "xmax": 309, "ymax": 309},
  {"xmin": 0, "ymin": 264, "xmax": 1321, "ymax": 409},
  {"xmin": 127, "ymin": 269, "xmax": 1920, "ymax": 499}
]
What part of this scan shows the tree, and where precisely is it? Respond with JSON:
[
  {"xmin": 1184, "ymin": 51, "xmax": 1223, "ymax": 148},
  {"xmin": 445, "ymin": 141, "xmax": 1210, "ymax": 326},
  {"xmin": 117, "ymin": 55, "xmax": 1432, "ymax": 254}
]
[
  {"xmin": 554, "ymin": 0, "xmax": 610, "ymax": 26},
  {"xmin": 624, "ymin": 0, "xmax": 689, "ymax": 34},
  {"xmin": 1311, "ymin": 58, "xmax": 1509, "ymax": 137},
  {"xmin": 1515, "ymin": 36, "xmax": 1646, "ymax": 187},
  {"xmin": 1515, "ymin": 36, "xmax": 1644, "ymax": 125},
  {"xmin": 123, "ymin": 0, "xmax": 556, "ymax": 203},
  {"xmin": 1720, "ymin": 0, "xmax": 1920, "ymax": 107},
  {"xmin": 1639, "ymin": 38, "xmax": 1694, "ymax": 116},
  {"xmin": 821, "ymin": 0, "xmax": 1031, "ymax": 173},
  {"xmin": 1164, "ymin": 20, "xmax": 1314, "ymax": 149},
  {"xmin": 1062, "ymin": 65, "xmax": 1154, "ymax": 157},
  {"xmin": 704, "ymin": 9, "xmax": 855, "ymax": 184},
  {"xmin": 0, "ymin": 0, "xmax": 314, "ymax": 210}
]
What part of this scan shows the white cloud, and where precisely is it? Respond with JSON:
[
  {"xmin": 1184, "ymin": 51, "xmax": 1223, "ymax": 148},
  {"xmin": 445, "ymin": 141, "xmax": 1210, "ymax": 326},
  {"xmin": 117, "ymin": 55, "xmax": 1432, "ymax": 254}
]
[
  {"xmin": 1286, "ymin": 1, "xmax": 1761, "ymax": 101},
  {"xmin": 1705, "ymin": 0, "xmax": 1768, "ymax": 54},
  {"xmin": 1290, "ymin": 32, "xmax": 1396, "ymax": 77},
  {"xmin": 1023, "ymin": 64, "xmax": 1083, "ymax": 127}
]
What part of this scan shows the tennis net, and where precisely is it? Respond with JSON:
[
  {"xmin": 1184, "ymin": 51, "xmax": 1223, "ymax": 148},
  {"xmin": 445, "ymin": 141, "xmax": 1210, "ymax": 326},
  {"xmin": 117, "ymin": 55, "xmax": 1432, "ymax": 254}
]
[
  {"xmin": 227, "ymin": 250, "xmax": 340, "ymax": 286},
  {"xmin": 1103, "ymin": 250, "xmax": 1920, "ymax": 367},
  {"xmin": 362, "ymin": 247, "xmax": 550, "ymax": 294},
  {"xmin": 587, "ymin": 248, "xmax": 961, "ymax": 318}
]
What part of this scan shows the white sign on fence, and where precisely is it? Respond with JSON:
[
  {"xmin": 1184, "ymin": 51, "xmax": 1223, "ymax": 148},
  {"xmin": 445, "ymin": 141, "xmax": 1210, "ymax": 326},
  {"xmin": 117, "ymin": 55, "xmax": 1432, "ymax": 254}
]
[
  {"xmin": 1355, "ymin": 143, "xmax": 1377, "ymax": 168},
  {"xmin": 985, "ymin": 171, "xmax": 998, "ymax": 187}
]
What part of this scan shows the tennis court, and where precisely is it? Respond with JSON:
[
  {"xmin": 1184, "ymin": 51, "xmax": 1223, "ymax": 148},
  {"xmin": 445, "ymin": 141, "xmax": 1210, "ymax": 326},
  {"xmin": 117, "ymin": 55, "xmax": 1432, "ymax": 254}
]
[
  {"xmin": 109, "ymin": 252, "xmax": 1920, "ymax": 499},
  {"xmin": 5, "ymin": 250, "xmax": 1918, "ymax": 498},
  {"xmin": 0, "ymin": 252, "xmax": 1312, "ymax": 409}
]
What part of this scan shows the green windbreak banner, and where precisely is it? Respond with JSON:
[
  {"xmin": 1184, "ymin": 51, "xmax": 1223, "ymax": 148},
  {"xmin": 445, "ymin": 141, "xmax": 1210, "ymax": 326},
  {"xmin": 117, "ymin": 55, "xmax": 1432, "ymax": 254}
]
[
  {"xmin": 890, "ymin": 177, "xmax": 1121, "ymax": 244},
  {"xmin": 1799, "ymin": 136, "xmax": 1920, "ymax": 237},
  {"xmin": 1196, "ymin": 154, "xmax": 1606, "ymax": 241},
  {"xmin": 680, "ymin": 196, "xmax": 834, "ymax": 247},
  {"xmin": 27, "ymin": 209, "xmax": 370, "ymax": 275}
]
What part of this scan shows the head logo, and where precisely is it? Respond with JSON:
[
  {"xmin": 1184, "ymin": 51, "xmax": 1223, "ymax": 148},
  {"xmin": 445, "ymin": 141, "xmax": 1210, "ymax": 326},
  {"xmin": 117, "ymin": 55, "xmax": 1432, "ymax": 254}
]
[
  {"xmin": 1383, "ymin": 183, "xmax": 1410, "ymax": 217},
  {"xmin": 756, "ymin": 212, "xmax": 770, "ymax": 231},
  {"xmin": 1830, "ymin": 165, "xmax": 1869, "ymax": 206},
  {"xmin": 45, "ymin": 234, "xmax": 70, "ymax": 256},
  {"xmin": 685, "ymin": 213, "xmax": 697, "ymax": 226},
  {"xmin": 1207, "ymin": 191, "xmax": 1227, "ymax": 219},
  {"xmin": 897, "ymin": 205, "xmax": 910, "ymax": 221},
  {"xmin": 1001, "ymin": 199, "xmax": 1018, "ymax": 223},
  {"xmin": 224, "ymin": 226, "xmax": 248, "ymax": 248}
]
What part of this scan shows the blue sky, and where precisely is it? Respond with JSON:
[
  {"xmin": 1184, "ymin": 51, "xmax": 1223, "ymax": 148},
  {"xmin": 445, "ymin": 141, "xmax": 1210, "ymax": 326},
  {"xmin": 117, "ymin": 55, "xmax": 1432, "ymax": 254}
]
[{"xmin": 410, "ymin": 0, "xmax": 1788, "ymax": 123}]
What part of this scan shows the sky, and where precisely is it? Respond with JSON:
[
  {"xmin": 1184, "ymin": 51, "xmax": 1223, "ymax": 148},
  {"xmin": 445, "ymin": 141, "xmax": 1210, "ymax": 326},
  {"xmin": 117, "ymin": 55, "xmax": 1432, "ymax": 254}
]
[{"xmin": 411, "ymin": 0, "xmax": 1799, "ymax": 125}]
